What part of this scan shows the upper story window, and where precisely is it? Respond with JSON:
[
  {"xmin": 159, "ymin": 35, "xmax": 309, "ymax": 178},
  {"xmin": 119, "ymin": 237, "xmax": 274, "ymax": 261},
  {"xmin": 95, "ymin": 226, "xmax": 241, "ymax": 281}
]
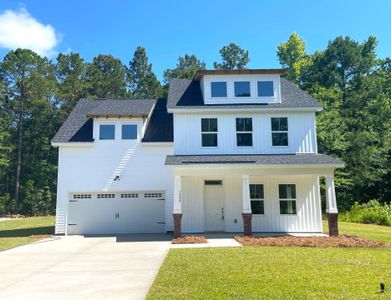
[
  {"xmin": 201, "ymin": 118, "xmax": 218, "ymax": 147},
  {"xmin": 236, "ymin": 118, "xmax": 253, "ymax": 147},
  {"xmin": 211, "ymin": 82, "xmax": 227, "ymax": 97},
  {"xmin": 279, "ymin": 184, "xmax": 296, "ymax": 214},
  {"xmin": 257, "ymin": 81, "xmax": 274, "ymax": 97},
  {"xmin": 250, "ymin": 184, "xmax": 264, "ymax": 214},
  {"xmin": 122, "ymin": 124, "xmax": 137, "ymax": 140},
  {"xmin": 99, "ymin": 124, "xmax": 115, "ymax": 140},
  {"xmin": 271, "ymin": 117, "xmax": 288, "ymax": 146},
  {"xmin": 234, "ymin": 81, "xmax": 251, "ymax": 97}
]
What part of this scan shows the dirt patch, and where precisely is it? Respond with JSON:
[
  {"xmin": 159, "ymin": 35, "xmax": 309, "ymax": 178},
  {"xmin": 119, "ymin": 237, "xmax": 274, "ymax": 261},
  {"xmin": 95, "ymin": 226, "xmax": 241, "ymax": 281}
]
[
  {"xmin": 29, "ymin": 234, "xmax": 53, "ymax": 239},
  {"xmin": 235, "ymin": 235, "xmax": 387, "ymax": 248},
  {"xmin": 172, "ymin": 236, "xmax": 208, "ymax": 244}
]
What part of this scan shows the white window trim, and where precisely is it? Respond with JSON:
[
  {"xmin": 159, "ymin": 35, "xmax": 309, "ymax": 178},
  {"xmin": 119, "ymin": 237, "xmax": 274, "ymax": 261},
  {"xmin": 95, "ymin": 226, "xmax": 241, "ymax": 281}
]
[
  {"xmin": 210, "ymin": 81, "xmax": 228, "ymax": 98},
  {"xmin": 99, "ymin": 124, "xmax": 116, "ymax": 141},
  {"xmin": 278, "ymin": 183, "xmax": 297, "ymax": 215},
  {"xmin": 250, "ymin": 183, "xmax": 265, "ymax": 216},
  {"xmin": 236, "ymin": 117, "xmax": 253, "ymax": 148},
  {"xmin": 201, "ymin": 118, "xmax": 219, "ymax": 148},
  {"xmin": 121, "ymin": 123, "xmax": 139, "ymax": 140},
  {"xmin": 271, "ymin": 117, "xmax": 289, "ymax": 147},
  {"xmin": 234, "ymin": 81, "xmax": 251, "ymax": 98},
  {"xmin": 256, "ymin": 80, "xmax": 275, "ymax": 98}
]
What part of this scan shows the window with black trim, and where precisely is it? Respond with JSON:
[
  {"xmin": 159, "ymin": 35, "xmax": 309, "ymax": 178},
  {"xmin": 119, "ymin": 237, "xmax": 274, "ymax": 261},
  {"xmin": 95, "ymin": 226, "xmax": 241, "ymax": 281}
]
[
  {"xmin": 99, "ymin": 124, "xmax": 115, "ymax": 140},
  {"xmin": 271, "ymin": 117, "xmax": 288, "ymax": 146},
  {"xmin": 236, "ymin": 118, "xmax": 253, "ymax": 146},
  {"xmin": 201, "ymin": 118, "xmax": 218, "ymax": 147},
  {"xmin": 234, "ymin": 81, "xmax": 251, "ymax": 97},
  {"xmin": 250, "ymin": 184, "xmax": 264, "ymax": 214},
  {"xmin": 257, "ymin": 81, "xmax": 274, "ymax": 97},
  {"xmin": 211, "ymin": 82, "xmax": 227, "ymax": 97},
  {"xmin": 279, "ymin": 184, "xmax": 296, "ymax": 214}
]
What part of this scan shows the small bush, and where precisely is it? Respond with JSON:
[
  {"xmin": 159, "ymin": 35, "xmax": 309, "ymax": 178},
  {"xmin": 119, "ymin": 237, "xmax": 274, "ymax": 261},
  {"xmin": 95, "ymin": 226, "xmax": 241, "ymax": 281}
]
[{"xmin": 340, "ymin": 200, "xmax": 391, "ymax": 226}]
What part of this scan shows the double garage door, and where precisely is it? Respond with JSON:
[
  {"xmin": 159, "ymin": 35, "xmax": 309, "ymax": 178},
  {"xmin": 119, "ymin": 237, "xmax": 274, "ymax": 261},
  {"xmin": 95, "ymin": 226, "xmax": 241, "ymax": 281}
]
[{"xmin": 67, "ymin": 191, "xmax": 165, "ymax": 235}]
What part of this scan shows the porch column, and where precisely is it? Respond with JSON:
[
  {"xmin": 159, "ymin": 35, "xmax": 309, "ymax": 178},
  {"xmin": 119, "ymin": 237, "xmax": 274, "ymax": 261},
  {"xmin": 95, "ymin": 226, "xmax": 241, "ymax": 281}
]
[
  {"xmin": 326, "ymin": 174, "xmax": 338, "ymax": 236},
  {"xmin": 173, "ymin": 175, "xmax": 182, "ymax": 238},
  {"xmin": 241, "ymin": 175, "xmax": 252, "ymax": 236}
]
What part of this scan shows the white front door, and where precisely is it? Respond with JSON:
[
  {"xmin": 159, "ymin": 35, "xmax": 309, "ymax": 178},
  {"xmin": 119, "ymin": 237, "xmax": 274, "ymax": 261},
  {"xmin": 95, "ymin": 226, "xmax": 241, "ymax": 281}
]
[{"xmin": 204, "ymin": 183, "xmax": 225, "ymax": 231}]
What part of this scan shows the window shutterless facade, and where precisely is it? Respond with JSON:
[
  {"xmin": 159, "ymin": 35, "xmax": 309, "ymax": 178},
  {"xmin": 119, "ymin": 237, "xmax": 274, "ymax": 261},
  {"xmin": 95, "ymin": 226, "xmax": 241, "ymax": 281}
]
[
  {"xmin": 234, "ymin": 81, "xmax": 251, "ymax": 97},
  {"xmin": 211, "ymin": 82, "xmax": 227, "ymax": 97},
  {"xmin": 279, "ymin": 184, "xmax": 297, "ymax": 214},
  {"xmin": 257, "ymin": 81, "xmax": 274, "ymax": 97},
  {"xmin": 201, "ymin": 118, "xmax": 218, "ymax": 147},
  {"xmin": 122, "ymin": 124, "xmax": 137, "ymax": 140},
  {"xmin": 250, "ymin": 184, "xmax": 264, "ymax": 214},
  {"xmin": 99, "ymin": 124, "xmax": 115, "ymax": 140},
  {"xmin": 236, "ymin": 118, "xmax": 253, "ymax": 146},
  {"xmin": 271, "ymin": 117, "xmax": 288, "ymax": 146}
]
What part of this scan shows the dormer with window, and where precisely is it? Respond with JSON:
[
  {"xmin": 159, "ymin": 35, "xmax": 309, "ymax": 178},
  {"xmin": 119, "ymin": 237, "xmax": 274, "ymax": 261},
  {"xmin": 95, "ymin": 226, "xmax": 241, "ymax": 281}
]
[{"xmin": 197, "ymin": 69, "xmax": 283, "ymax": 105}]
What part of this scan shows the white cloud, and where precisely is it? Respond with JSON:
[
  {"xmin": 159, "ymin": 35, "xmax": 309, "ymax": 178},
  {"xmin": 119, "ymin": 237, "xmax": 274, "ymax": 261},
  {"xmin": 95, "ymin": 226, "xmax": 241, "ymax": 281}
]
[{"xmin": 0, "ymin": 8, "xmax": 59, "ymax": 57}]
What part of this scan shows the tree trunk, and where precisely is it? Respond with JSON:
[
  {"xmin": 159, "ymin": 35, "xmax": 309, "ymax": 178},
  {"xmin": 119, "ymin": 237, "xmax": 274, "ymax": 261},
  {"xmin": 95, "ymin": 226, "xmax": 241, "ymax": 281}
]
[{"xmin": 14, "ymin": 85, "xmax": 25, "ymax": 208}]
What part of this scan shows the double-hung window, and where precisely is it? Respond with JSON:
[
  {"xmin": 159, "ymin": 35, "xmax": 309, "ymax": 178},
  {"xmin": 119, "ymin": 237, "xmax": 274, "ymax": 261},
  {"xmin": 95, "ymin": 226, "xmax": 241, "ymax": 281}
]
[
  {"xmin": 279, "ymin": 184, "xmax": 297, "ymax": 214},
  {"xmin": 236, "ymin": 118, "xmax": 253, "ymax": 146},
  {"xmin": 271, "ymin": 117, "xmax": 288, "ymax": 146},
  {"xmin": 201, "ymin": 118, "xmax": 218, "ymax": 147},
  {"xmin": 250, "ymin": 184, "xmax": 264, "ymax": 214},
  {"xmin": 99, "ymin": 124, "xmax": 115, "ymax": 140}
]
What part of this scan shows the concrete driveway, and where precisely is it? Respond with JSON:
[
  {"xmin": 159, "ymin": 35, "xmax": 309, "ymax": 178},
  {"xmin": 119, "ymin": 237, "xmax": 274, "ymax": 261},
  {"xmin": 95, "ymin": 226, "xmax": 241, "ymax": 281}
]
[{"xmin": 0, "ymin": 235, "xmax": 171, "ymax": 300}]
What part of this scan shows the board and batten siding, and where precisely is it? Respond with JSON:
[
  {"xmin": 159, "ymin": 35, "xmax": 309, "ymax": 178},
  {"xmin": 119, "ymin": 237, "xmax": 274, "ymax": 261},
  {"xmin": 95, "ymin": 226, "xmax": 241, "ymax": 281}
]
[
  {"xmin": 180, "ymin": 175, "xmax": 322, "ymax": 233},
  {"xmin": 174, "ymin": 112, "xmax": 317, "ymax": 155},
  {"xmin": 55, "ymin": 120, "xmax": 174, "ymax": 234}
]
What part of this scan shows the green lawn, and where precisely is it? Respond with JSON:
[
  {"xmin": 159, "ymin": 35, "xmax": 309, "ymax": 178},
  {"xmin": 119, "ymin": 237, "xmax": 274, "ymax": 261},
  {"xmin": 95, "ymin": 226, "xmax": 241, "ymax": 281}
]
[
  {"xmin": 0, "ymin": 216, "xmax": 55, "ymax": 251},
  {"xmin": 148, "ymin": 222, "xmax": 391, "ymax": 299}
]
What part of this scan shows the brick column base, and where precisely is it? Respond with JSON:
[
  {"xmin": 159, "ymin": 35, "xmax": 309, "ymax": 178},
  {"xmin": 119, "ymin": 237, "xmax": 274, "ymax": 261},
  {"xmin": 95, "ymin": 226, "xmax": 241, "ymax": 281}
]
[
  {"xmin": 173, "ymin": 213, "xmax": 182, "ymax": 238},
  {"xmin": 328, "ymin": 213, "xmax": 339, "ymax": 236},
  {"xmin": 242, "ymin": 213, "xmax": 252, "ymax": 236}
]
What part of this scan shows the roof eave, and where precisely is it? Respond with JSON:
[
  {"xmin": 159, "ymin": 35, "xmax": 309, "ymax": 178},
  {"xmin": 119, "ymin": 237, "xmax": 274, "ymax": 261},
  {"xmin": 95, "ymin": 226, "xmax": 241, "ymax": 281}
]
[
  {"xmin": 194, "ymin": 69, "xmax": 288, "ymax": 80},
  {"xmin": 167, "ymin": 106, "xmax": 323, "ymax": 113}
]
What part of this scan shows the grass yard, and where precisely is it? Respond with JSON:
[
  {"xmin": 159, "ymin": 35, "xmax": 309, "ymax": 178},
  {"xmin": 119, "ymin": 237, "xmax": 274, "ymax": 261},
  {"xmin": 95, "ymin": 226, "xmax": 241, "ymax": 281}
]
[
  {"xmin": 0, "ymin": 216, "xmax": 55, "ymax": 251},
  {"xmin": 149, "ymin": 222, "xmax": 391, "ymax": 299}
]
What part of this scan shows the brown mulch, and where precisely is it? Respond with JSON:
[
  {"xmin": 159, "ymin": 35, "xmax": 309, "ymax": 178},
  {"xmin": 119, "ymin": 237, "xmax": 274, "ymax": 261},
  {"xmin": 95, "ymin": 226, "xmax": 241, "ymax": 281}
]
[
  {"xmin": 235, "ymin": 235, "xmax": 388, "ymax": 248},
  {"xmin": 29, "ymin": 234, "xmax": 53, "ymax": 239},
  {"xmin": 172, "ymin": 235, "xmax": 208, "ymax": 244}
]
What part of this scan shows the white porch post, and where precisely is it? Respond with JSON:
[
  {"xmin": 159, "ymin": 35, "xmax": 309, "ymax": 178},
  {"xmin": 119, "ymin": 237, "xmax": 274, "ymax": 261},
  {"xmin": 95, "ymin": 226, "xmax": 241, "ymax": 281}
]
[
  {"xmin": 242, "ymin": 175, "xmax": 251, "ymax": 213},
  {"xmin": 173, "ymin": 175, "xmax": 182, "ymax": 238},
  {"xmin": 242, "ymin": 175, "xmax": 252, "ymax": 235},
  {"xmin": 325, "ymin": 174, "xmax": 339, "ymax": 236},
  {"xmin": 173, "ymin": 175, "xmax": 182, "ymax": 213}
]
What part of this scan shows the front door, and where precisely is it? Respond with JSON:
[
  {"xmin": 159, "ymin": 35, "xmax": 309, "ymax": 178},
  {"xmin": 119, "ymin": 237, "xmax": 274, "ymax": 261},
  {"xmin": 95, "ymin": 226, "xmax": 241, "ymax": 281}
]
[{"xmin": 204, "ymin": 181, "xmax": 225, "ymax": 231}]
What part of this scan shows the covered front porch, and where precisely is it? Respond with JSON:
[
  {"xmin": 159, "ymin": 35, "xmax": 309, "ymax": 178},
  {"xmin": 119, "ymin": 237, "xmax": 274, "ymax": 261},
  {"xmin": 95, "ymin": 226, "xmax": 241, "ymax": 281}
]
[{"xmin": 167, "ymin": 156, "xmax": 343, "ymax": 237}]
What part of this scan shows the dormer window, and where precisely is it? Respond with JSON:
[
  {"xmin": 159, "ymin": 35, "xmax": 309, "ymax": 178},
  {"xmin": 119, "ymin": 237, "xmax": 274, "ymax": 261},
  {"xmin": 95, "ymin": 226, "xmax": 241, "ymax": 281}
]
[
  {"xmin": 211, "ymin": 82, "xmax": 227, "ymax": 97},
  {"xmin": 234, "ymin": 81, "xmax": 251, "ymax": 97},
  {"xmin": 99, "ymin": 124, "xmax": 115, "ymax": 140},
  {"xmin": 258, "ymin": 81, "xmax": 274, "ymax": 97}
]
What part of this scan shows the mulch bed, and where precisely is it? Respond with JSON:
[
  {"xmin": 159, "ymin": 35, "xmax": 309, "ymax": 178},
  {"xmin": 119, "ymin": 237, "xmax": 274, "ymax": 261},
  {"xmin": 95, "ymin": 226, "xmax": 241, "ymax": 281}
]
[
  {"xmin": 29, "ymin": 234, "xmax": 53, "ymax": 239},
  {"xmin": 172, "ymin": 235, "xmax": 208, "ymax": 244},
  {"xmin": 235, "ymin": 235, "xmax": 387, "ymax": 248}
]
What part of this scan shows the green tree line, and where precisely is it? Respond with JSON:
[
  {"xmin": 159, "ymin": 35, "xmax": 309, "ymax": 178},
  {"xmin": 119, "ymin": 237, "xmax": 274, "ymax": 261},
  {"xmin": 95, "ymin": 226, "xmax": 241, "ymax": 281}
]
[{"xmin": 0, "ymin": 38, "xmax": 389, "ymax": 216}]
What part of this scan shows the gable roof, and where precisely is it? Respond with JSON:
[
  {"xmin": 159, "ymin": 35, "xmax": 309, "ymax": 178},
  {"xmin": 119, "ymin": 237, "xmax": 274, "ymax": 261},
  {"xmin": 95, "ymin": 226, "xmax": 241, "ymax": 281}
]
[
  {"xmin": 52, "ymin": 98, "xmax": 173, "ymax": 144},
  {"xmin": 167, "ymin": 77, "xmax": 322, "ymax": 109},
  {"xmin": 194, "ymin": 68, "xmax": 287, "ymax": 80}
]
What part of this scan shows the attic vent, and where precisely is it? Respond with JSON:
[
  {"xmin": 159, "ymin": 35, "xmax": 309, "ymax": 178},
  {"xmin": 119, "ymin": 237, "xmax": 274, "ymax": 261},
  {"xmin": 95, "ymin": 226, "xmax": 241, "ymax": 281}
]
[
  {"xmin": 97, "ymin": 193, "xmax": 115, "ymax": 199},
  {"xmin": 144, "ymin": 192, "xmax": 163, "ymax": 198},
  {"xmin": 73, "ymin": 194, "xmax": 92, "ymax": 199},
  {"xmin": 121, "ymin": 193, "xmax": 138, "ymax": 198}
]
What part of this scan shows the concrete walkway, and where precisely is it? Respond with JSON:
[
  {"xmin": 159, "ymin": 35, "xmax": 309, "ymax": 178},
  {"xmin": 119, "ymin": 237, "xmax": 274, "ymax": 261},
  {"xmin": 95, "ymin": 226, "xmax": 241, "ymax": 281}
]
[{"xmin": 0, "ymin": 235, "xmax": 171, "ymax": 300}]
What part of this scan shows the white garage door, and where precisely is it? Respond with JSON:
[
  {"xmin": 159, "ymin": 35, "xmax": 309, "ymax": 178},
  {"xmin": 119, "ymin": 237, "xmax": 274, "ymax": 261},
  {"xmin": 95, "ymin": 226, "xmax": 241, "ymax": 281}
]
[{"xmin": 67, "ymin": 191, "xmax": 165, "ymax": 234}]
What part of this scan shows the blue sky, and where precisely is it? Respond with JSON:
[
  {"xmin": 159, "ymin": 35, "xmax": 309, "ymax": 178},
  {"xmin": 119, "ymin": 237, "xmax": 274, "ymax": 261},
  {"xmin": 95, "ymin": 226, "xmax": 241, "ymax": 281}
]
[{"xmin": 0, "ymin": 0, "xmax": 390, "ymax": 81}]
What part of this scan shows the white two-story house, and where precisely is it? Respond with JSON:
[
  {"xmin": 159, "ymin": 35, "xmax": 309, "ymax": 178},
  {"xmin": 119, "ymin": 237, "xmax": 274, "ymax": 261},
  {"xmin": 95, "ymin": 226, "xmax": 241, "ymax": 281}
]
[{"xmin": 52, "ymin": 69, "xmax": 343, "ymax": 237}]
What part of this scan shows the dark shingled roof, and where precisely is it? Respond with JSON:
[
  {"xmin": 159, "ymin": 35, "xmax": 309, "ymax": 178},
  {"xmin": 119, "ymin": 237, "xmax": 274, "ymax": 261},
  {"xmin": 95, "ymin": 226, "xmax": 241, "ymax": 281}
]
[
  {"xmin": 167, "ymin": 78, "xmax": 322, "ymax": 109},
  {"xmin": 165, "ymin": 154, "xmax": 343, "ymax": 166},
  {"xmin": 52, "ymin": 98, "xmax": 173, "ymax": 143},
  {"xmin": 87, "ymin": 99, "xmax": 156, "ymax": 117},
  {"xmin": 142, "ymin": 99, "xmax": 173, "ymax": 143}
]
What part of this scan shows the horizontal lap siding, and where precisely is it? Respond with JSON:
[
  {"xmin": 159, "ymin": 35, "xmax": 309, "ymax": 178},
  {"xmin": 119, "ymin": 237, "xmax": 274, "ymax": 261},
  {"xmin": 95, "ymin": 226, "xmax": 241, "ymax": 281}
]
[{"xmin": 174, "ymin": 112, "xmax": 317, "ymax": 155}]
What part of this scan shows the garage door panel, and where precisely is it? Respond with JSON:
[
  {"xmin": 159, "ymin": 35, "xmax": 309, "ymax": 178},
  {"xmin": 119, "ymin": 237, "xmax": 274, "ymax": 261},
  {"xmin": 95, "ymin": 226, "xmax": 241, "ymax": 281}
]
[{"xmin": 67, "ymin": 192, "xmax": 165, "ymax": 234}]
